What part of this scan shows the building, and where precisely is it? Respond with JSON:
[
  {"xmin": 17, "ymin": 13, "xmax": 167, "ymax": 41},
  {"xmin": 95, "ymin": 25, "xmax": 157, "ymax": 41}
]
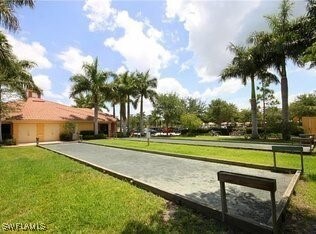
[
  {"xmin": 2, "ymin": 92, "xmax": 117, "ymax": 144},
  {"xmin": 302, "ymin": 117, "xmax": 316, "ymax": 135}
]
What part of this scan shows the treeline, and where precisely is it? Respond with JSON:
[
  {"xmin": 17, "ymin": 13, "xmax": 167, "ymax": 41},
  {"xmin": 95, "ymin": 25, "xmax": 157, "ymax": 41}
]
[{"xmin": 129, "ymin": 92, "xmax": 316, "ymax": 137}]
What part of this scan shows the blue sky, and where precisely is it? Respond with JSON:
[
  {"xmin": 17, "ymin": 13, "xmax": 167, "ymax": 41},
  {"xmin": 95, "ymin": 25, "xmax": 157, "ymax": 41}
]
[{"xmin": 5, "ymin": 0, "xmax": 315, "ymax": 114}]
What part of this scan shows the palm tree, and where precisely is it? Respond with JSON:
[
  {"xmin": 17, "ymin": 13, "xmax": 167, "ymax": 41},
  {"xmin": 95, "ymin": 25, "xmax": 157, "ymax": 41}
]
[
  {"xmin": 135, "ymin": 70, "xmax": 157, "ymax": 134},
  {"xmin": 113, "ymin": 71, "xmax": 138, "ymax": 136},
  {"xmin": 109, "ymin": 81, "xmax": 119, "ymax": 118},
  {"xmin": 0, "ymin": 0, "xmax": 35, "ymax": 32},
  {"xmin": 124, "ymin": 72, "xmax": 137, "ymax": 133},
  {"xmin": 249, "ymin": 0, "xmax": 307, "ymax": 140},
  {"xmin": 0, "ymin": 57, "xmax": 40, "ymax": 143},
  {"xmin": 73, "ymin": 93, "xmax": 109, "ymax": 111},
  {"xmin": 221, "ymin": 44, "xmax": 263, "ymax": 139},
  {"xmin": 70, "ymin": 58, "xmax": 111, "ymax": 135},
  {"xmin": 0, "ymin": 32, "xmax": 13, "ymax": 67}
]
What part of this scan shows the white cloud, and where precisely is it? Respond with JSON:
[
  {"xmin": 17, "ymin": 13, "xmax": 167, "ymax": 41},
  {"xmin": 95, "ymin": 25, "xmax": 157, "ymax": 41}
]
[
  {"xmin": 116, "ymin": 65, "xmax": 127, "ymax": 74},
  {"xmin": 33, "ymin": 74, "xmax": 64, "ymax": 100},
  {"xmin": 158, "ymin": 77, "xmax": 243, "ymax": 101},
  {"xmin": 202, "ymin": 79, "xmax": 243, "ymax": 98},
  {"xmin": 157, "ymin": 77, "xmax": 190, "ymax": 98},
  {"xmin": 165, "ymin": 0, "xmax": 306, "ymax": 83},
  {"xmin": 33, "ymin": 75, "xmax": 51, "ymax": 91},
  {"xmin": 83, "ymin": 0, "xmax": 116, "ymax": 31},
  {"xmin": 83, "ymin": 0, "xmax": 173, "ymax": 76},
  {"xmin": 5, "ymin": 34, "xmax": 52, "ymax": 69},
  {"xmin": 58, "ymin": 47, "xmax": 93, "ymax": 74},
  {"xmin": 104, "ymin": 11, "xmax": 173, "ymax": 76},
  {"xmin": 196, "ymin": 66, "xmax": 218, "ymax": 83}
]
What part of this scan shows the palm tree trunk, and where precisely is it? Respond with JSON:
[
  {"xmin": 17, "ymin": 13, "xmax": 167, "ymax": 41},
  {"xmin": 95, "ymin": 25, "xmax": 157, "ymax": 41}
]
[
  {"xmin": 112, "ymin": 103, "xmax": 115, "ymax": 118},
  {"xmin": 94, "ymin": 104, "xmax": 99, "ymax": 135},
  {"xmin": 140, "ymin": 95, "xmax": 144, "ymax": 134},
  {"xmin": 0, "ymin": 86, "xmax": 3, "ymax": 143},
  {"xmin": 120, "ymin": 102, "xmax": 127, "ymax": 136},
  {"xmin": 250, "ymin": 76, "xmax": 259, "ymax": 139},
  {"xmin": 280, "ymin": 63, "xmax": 290, "ymax": 140},
  {"xmin": 127, "ymin": 95, "xmax": 130, "ymax": 134},
  {"xmin": 263, "ymin": 94, "xmax": 267, "ymax": 139},
  {"xmin": 261, "ymin": 81, "xmax": 267, "ymax": 139},
  {"xmin": 0, "ymin": 119, "xmax": 2, "ymax": 144}
]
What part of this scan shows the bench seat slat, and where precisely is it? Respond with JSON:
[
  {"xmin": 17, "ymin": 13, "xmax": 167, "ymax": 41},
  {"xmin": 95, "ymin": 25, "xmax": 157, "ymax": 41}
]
[
  {"xmin": 272, "ymin": 146, "xmax": 303, "ymax": 153},
  {"xmin": 217, "ymin": 171, "xmax": 276, "ymax": 192}
]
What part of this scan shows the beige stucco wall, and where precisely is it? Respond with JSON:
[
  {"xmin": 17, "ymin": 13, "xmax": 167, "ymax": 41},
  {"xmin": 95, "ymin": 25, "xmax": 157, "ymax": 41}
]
[
  {"xmin": 44, "ymin": 123, "xmax": 60, "ymax": 141},
  {"xmin": 302, "ymin": 117, "xmax": 316, "ymax": 135},
  {"xmin": 16, "ymin": 123, "xmax": 37, "ymax": 143},
  {"xmin": 77, "ymin": 122, "xmax": 94, "ymax": 132},
  {"xmin": 12, "ymin": 120, "xmax": 115, "ymax": 144}
]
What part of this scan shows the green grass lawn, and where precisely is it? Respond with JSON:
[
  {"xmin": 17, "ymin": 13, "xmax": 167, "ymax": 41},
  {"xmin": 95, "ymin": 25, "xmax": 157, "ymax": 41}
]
[
  {"xmin": 164, "ymin": 135, "xmax": 291, "ymax": 144},
  {"xmin": 89, "ymin": 138, "xmax": 316, "ymax": 232},
  {"xmin": 0, "ymin": 146, "xmax": 224, "ymax": 233}
]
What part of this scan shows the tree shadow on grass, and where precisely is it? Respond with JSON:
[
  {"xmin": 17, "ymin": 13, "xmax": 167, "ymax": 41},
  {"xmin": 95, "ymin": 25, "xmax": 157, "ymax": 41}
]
[
  {"xmin": 185, "ymin": 187, "xmax": 273, "ymax": 225},
  {"xmin": 122, "ymin": 186, "xmax": 274, "ymax": 234},
  {"xmin": 300, "ymin": 173, "xmax": 316, "ymax": 182},
  {"xmin": 122, "ymin": 202, "xmax": 228, "ymax": 234},
  {"xmin": 283, "ymin": 200, "xmax": 316, "ymax": 233}
]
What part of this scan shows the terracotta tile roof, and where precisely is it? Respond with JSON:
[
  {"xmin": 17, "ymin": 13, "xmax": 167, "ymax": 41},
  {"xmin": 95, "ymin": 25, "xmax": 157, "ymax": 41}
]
[{"xmin": 8, "ymin": 97, "xmax": 116, "ymax": 122}]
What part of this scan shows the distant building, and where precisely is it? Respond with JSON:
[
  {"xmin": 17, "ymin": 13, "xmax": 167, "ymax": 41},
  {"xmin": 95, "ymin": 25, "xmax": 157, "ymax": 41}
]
[
  {"xmin": 302, "ymin": 117, "xmax": 316, "ymax": 135},
  {"xmin": 2, "ymin": 92, "xmax": 116, "ymax": 144}
]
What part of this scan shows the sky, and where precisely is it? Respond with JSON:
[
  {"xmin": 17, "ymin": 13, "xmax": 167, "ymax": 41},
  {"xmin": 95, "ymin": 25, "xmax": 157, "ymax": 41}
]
[{"xmin": 5, "ymin": 0, "xmax": 316, "ymax": 115}]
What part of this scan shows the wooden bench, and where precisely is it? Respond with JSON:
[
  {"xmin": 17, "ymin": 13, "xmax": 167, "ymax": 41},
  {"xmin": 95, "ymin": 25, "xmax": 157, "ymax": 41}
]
[
  {"xmin": 272, "ymin": 146, "xmax": 304, "ymax": 173},
  {"xmin": 217, "ymin": 171, "xmax": 277, "ymax": 233},
  {"xmin": 292, "ymin": 134, "xmax": 315, "ymax": 152}
]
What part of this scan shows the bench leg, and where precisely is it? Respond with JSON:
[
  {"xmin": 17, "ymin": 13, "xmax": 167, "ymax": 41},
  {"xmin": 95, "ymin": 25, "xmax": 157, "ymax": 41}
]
[
  {"xmin": 300, "ymin": 152, "xmax": 304, "ymax": 173},
  {"xmin": 219, "ymin": 181, "xmax": 227, "ymax": 222},
  {"xmin": 273, "ymin": 152, "xmax": 276, "ymax": 171},
  {"xmin": 271, "ymin": 191, "xmax": 277, "ymax": 233}
]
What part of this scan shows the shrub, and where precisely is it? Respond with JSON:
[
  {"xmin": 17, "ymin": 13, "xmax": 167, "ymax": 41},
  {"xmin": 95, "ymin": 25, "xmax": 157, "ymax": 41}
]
[
  {"xmin": 81, "ymin": 133, "xmax": 107, "ymax": 140},
  {"xmin": 2, "ymin": 138, "xmax": 16, "ymax": 145},
  {"xmin": 80, "ymin": 130, "xmax": 95, "ymax": 136},
  {"xmin": 59, "ymin": 133, "xmax": 72, "ymax": 141},
  {"xmin": 63, "ymin": 122, "xmax": 76, "ymax": 134},
  {"xmin": 289, "ymin": 122, "xmax": 304, "ymax": 136}
]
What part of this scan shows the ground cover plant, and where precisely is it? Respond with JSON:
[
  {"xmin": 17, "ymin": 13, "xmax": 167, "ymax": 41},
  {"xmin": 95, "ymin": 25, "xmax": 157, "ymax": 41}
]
[{"xmin": 0, "ymin": 146, "xmax": 224, "ymax": 233}]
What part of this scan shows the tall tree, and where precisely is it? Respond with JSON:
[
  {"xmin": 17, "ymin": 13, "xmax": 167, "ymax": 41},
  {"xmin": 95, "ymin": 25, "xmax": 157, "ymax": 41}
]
[
  {"xmin": 73, "ymin": 92, "xmax": 109, "ymax": 111},
  {"xmin": 220, "ymin": 44, "xmax": 261, "ymax": 139},
  {"xmin": 70, "ymin": 58, "xmax": 111, "ymax": 135},
  {"xmin": 113, "ymin": 71, "xmax": 137, "ymax": 136},
  {"xmin": 0, "ymin": 0, "xmax": 35, "ymax": 32},
  {"xmin": 135, "ymin": 70, "xmax": 157, "ymax": 134},
  {"xmin": 256, "ymin": 72, "xmax": 279, "ymax": 138},
  {"xmin": 0, "ymin": 32, "xmax": 13, "ymax": 67},
  {"xmin": 298, "ymin": 0, "xmax": 316, "ymax": 68},
  {"xmin": 249, "ymin": 0, "xmax": 309, "ymax": 139},
  {"xmin": 238, "ymin": 109, "xmax": 252, "ymax": 124},
  {"xmin": 153, "ymin": 93, "xmax": 185, "ymax": 135},
  {"xmin": 180, "ymin": 113, "xmax": 202, "ymax": 134},
  {"xmin": 290, "ymin": 92, "xmax": 316, "ymax": 123},
  {"xmin": 184, "ymin": 97, "xmax": 206, "ymax": 122},
  {"xmin": 148, "ymin": 109, "xmax": 162, "ymax": 128},
  {"xmin": 0, "ymin": 57, "xmax": 40, "ymax": 143},
  {"xmin": 205, "ymin": 99, "xmax": 238, "ymax": 125}
]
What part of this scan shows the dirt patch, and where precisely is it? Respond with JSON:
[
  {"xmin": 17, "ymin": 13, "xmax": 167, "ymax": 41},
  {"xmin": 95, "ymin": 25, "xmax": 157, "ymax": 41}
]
[{"xmin": 162, "ymin": 201, "xmax": 177, "ymax": 222}]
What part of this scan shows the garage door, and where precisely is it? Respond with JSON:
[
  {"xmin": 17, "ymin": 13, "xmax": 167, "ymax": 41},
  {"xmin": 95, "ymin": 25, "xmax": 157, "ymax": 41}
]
[
  {"xmin": 17, "ymin": 124, "xmax": 37, "ymax": 143},
  {"xmin": 44, "ymin": 124, "xmax": 60, "ymax": 142}
]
